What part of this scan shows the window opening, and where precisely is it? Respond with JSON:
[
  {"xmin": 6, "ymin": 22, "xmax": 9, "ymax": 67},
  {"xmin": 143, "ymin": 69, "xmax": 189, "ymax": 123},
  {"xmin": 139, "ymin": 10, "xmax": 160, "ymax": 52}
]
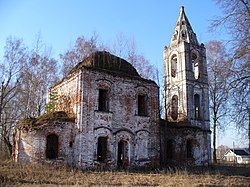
[
  {"xmin": 191, "ymin": 52, "xmax": 199, "ymax": 79},
  {"xmin": 98, "ymin": 89, "xmax": 109, "ymax": 111},
  {"xmin": 181, "ymin": 30, "xmax": 186, "ymax": 39},
  {"xmin": 173, "ymin": 30, "xmax": 178, "ymax": 40},
  {"xmin": 171, "ymin": 55, "xmax": 177, "ymax": 78},
  {"xmin": 138, "ymin": 95, "xmax": 147, "ymax": 116},
  {"xmin": 171, "ymin": 95, "xmax": 178, "ymax": 120},
  {"xmin": 194, "ymin": 94, "xmax": 200, "ymax": 119},
  {"xmin": 69, "ymin": 141, "xmax": 73, "ymax": 148}
]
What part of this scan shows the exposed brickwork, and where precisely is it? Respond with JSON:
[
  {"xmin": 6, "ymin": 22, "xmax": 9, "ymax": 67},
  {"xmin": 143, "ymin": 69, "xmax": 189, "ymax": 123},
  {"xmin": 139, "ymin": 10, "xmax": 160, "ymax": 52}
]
[
  {"xmin": 13, "ymin": 7, "xmax": 211, "ymax": 169},
  {"xmin": 14, "ymin": 52, "xmax": 160, "ymax": 169},
  {"xmin": 160, "ymin": 122, "xmax": 211, "ymax": 166},
  {"xmin": 13, "ymin": 121, "xmax": 76, "ymax": 165}
]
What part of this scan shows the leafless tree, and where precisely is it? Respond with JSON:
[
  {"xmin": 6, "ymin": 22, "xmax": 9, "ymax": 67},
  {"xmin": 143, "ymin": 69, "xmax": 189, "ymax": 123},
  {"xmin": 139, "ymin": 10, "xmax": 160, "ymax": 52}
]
[
  {"xmin": 211, "ymin": 0, "xmax": 250, "ymax": 60},
  {"xmin": 109, "ymin": 33, "xmax": 157, "ymax": 81},
  {"xmin": 18, "ymin": 37, "xmax": 59, "ymax": 117},
  {"xmin": 206, "ymin": 41, "xmax": 232, "ymax": 163},
  {"xmin": 60, "ymin": 33, "xmax": 158, "ymax": 81},
  {"xmin": 0, "ymin": 37, "xmax": 27, "ymax": 157},
  {"xmin": 211, "ymin": 0, "xmax": 250, "ymax": 148},
  {"xmin": 0, "ymin": 36, "xmax": 59, "ymax": 159},
  {"xmin": 60, "ymin": 35, "xmax": 98, "ymax": 77}
]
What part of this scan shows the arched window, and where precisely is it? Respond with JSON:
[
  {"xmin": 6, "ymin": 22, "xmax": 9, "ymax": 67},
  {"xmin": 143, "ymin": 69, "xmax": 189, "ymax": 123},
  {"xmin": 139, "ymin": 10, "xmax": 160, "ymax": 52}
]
[
  {"xmin": 97, "ymin": 137, "xmax": 108, "ymax": 162},
  {"xmin": 166, "ymin": 139, "xmax": 174, "ymax": 159},
  {"xmin": 171, "ymin": 95, "xmax": 178, "ymax": 120},
  {"xmin": 191, "ymin": 52, "xmax": 199, "ymax": 79},
  {"xmin": 186, "ymin": 139, "xmax": 193, "ymax": 158},
  {"xmin": 171, "ymin": 55, "xmax": 177, "ymax": 78},
  {"xmin": 46, "ymin": 134, "xmax": 59, "ymax": 159},
  {"xmin": 194, "ymin": 94, "xmax": 200, "ymax": 119}
]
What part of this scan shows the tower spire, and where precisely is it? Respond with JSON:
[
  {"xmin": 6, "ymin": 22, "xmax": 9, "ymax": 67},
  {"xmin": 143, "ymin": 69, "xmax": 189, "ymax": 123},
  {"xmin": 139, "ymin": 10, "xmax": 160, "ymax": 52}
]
[{"xmin": 170, "ymin": 6, "xmax": 198, "ymax": 45}]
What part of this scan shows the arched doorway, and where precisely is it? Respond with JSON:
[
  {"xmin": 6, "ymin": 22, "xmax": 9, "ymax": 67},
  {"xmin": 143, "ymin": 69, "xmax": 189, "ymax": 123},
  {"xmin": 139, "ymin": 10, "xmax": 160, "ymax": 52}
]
[
  {"xmin": 166, "ymin": 139, "xmax": 174, "ymax": 160},
  {"xmin": 46, "ymin": 134, "xmax": 59, "ymax": 159},
  {"xmin": 186, "ymin": 139, "xmax": 193, "ymax": 159},
  {"xmin": 97, "ymin": 136, "xmax": 108, "ymax": 162},
  {"xmin": 117, "ymin": 140, "xmax": 128, "ymax": 168}
]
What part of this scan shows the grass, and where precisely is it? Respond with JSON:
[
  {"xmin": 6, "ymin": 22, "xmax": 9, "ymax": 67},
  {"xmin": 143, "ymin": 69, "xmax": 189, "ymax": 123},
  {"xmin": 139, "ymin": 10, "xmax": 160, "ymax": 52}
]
[{"xmin": 0, "ymin": 160, "xmax": 249, "ymax": 186}]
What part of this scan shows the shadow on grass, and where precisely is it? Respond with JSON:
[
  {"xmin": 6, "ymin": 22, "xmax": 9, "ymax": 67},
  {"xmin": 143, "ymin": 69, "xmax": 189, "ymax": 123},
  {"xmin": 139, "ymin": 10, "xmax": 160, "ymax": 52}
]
[{"xmin": 122, "ymin": 164, "xmax": 250, "ymax": 177}]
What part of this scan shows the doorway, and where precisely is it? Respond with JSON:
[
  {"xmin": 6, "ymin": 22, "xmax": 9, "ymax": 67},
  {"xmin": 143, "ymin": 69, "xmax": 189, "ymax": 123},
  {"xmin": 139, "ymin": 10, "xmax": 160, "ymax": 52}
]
[
  {"xmin": 117, "ymin": 140, "xmax": 128, "ymax": 168},
  {"xmin": 46, "ymin": 134, "xmax": 59, "ymax": 159}
]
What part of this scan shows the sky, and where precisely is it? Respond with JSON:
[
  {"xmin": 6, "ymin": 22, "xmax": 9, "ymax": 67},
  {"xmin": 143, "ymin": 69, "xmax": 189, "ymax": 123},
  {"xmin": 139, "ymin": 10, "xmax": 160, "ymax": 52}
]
[{"xmin": 0, "ymin": 0, "xmax": 246, "ymax": 148}]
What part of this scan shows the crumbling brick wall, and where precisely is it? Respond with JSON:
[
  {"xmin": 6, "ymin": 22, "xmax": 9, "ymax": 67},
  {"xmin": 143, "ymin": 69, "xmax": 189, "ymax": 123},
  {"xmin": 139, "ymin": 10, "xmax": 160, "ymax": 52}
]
[
  {"xmin": 13, "ymin": 121, "xmax": 76, "ymax": 165},
  {"xmin": 15, "ymin": 52, "xmax": 161, "ymax": 169},
  {"xmin": 72, "ymin": 68, "xmax": 160, "ymax": 169},
  {"xmin": 160, "ymin": 122, "xmax": 211, "ymax": 166}
]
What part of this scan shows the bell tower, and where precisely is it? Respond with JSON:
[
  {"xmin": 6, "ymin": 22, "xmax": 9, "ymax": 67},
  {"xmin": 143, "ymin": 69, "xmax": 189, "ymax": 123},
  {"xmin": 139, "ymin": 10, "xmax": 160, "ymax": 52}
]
[{"xmin": 163, "ymin": 6, "xmax": 209, "ymax": 130}]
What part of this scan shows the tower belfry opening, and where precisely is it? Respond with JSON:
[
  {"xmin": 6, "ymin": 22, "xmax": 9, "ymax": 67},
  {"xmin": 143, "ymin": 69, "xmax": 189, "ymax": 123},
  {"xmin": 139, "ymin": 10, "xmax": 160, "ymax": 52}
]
[{"xmin": 171, "ymin": 6, "xmax": 198, "ymax": 45}]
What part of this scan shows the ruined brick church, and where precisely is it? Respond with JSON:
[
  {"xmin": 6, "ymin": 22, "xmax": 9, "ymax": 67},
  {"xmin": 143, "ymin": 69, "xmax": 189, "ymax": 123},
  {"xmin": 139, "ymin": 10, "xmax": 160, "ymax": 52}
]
[{"xmin": 13, "ymin": 7, "xmax": 211, "ymax": 168}]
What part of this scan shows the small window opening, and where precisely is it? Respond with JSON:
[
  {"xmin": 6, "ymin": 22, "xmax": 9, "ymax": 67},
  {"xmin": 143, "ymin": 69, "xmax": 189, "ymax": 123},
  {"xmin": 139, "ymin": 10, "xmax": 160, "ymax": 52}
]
[
  {"xmin": 194, "ymin": 94, "xmax": 200, "ymax": 119},
  {"xmin": 46, "ymin": 134, "xmax": 59, "ymax": 159},
  {"xmin": 171, "ymin": 55, "xmax": 177, "ymax": 78},
  {"xmin": 173, "ymin": 30, "xmax": 178, "ymax": 40},
  {"xmin": 69, "ymin": 141, "xmax": 73, "ymax": 148},
  {"xmin": 97, "ymin": 137, "xmax": 108, "ymax": 162},
  {"xmin": 171, "ymin": 95, "xmax": 178, "ymax": 120},
  {"xmin": 138, "ymin": 95, "xmax": 147, "ymax": 116},
  {"xmin": 181, "ymin": 30, "xmax": 186, "ymax": 39},
  {"xmin": 186, "ymin": 139, "xmax": 193, "ymax": 159},
  {"xmin": 194, "ymin": 62, "xmax": 199, "ymax": 79},
  {"xmin": 191, "ymin": 53, "xmax": 199, "ymax": 79},
  {"xmin": 166, "ymin": 140, "xmax": 174, "ymax": 159},
  {"xmin": 98, "ymin": 89, "xmax": 109, "ymax": 112},
  {"xmin": 191, "ymin": 53, "xmax": 197, "ymax": 61}
]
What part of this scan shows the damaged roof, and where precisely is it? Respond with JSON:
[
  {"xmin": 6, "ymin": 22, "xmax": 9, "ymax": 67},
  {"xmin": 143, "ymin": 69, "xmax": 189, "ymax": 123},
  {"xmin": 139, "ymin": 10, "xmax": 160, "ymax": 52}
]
[{"xmin": 69, "ymin": 51, "xmax": 140, "ymax": 77}]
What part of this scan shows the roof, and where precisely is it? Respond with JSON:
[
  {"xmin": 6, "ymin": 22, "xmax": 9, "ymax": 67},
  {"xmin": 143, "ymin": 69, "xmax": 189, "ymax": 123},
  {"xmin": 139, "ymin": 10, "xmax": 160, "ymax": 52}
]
[
  {"xmin": 52, "ymin": 51, "xmax": 157, "ymax": 88},
  {"xmin": 231, "ymin": 149, "xmax": 250, "ymax": 156},
  {"xmin": 170, "ymin": 6, "xmax": 199, "ymax": 45},
  {"xmin": 69, "ymin": 51, "xmax": 140, "ymax": 77}
]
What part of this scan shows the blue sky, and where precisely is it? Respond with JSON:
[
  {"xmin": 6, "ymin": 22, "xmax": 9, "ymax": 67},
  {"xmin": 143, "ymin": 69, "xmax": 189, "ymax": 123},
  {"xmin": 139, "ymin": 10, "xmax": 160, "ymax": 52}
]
[
  {"xmin": 0, "ymin": 0, "xmax": 244, "ymax": 148},
  {"xmin": 0, "ymin": 0, "xmax": 223, "ymax": 64}
]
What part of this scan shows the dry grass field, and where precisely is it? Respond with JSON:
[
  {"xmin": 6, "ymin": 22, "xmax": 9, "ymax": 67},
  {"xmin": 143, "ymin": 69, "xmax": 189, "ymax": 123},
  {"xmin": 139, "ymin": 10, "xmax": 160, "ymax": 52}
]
[{"xmin": 0, "ymin": 160, "xmax": 249, "ymax": 186}]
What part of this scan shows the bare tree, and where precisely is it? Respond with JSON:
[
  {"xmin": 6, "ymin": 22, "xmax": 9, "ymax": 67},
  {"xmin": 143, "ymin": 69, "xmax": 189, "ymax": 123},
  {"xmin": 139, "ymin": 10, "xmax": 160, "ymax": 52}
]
[
  {"xmin": 206, "ymin": 41, "xmax": 232, "ymax": 163},
  {"xmin": 109, "ymin": 34, "xmax": 157, "ymax": 81},
  {"xmin": 18, "ymin": 36, "xmax": 59, "ymax": 117},
  {"xmin": 60, "ymin": 33, "xmax": 157, "ymax": 81},
  {"xmin": 0, "ymin": 36, "xmax": 59, "ymax": 158},
  {"xmin": 0, "ymin": 37, "xmax": 27, "ymax": 157},
  {"xmin": 211, "ymin": 0, "xmax": 250, "ymax": 148},
  {"xmin": 211, "ymin": 0, "xmax": 250, "ymax": 60},
  {"xmin": 60, "ymin": 35, "xmax": 98, "ymax": 77}
]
